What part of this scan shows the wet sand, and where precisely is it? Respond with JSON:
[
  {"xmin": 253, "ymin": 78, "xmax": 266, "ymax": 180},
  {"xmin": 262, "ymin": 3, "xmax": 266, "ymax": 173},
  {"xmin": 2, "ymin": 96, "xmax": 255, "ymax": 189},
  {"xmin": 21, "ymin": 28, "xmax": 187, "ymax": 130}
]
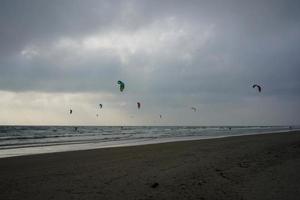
[{"xmin": 0, "ymin": 131, "xmax": 300, "ymax": 200}]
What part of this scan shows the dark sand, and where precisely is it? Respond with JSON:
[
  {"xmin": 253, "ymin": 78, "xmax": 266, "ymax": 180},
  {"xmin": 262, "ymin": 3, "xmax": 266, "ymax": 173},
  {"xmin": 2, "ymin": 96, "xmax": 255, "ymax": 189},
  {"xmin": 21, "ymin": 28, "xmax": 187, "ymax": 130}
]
[{"xmin": 1, "ymin": 131, "xmax": 300, "ymax": 200}]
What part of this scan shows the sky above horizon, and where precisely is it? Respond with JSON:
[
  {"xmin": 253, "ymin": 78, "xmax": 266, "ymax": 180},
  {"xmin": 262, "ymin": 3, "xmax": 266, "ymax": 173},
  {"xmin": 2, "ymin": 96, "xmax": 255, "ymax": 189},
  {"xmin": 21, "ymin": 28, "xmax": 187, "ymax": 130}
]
[{"xmin": 0, "ymin": 0, "xmax": 300, "ymax": 125}]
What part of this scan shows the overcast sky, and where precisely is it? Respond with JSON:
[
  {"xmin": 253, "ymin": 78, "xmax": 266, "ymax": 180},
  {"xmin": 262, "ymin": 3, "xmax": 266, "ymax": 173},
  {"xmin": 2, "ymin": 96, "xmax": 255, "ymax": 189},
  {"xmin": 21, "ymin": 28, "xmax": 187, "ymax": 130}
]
[{"xmin": 0, "ymin": 0, "xmax": 299, "ymax": 125}]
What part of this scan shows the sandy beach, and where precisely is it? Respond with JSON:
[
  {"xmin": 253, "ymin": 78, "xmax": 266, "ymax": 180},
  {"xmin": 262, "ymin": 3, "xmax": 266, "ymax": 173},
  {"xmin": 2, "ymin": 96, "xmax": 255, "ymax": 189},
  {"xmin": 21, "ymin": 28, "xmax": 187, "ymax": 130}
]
[{"xmin": 0, "ymin": 131, "xmax": 300, "ymax": 200}]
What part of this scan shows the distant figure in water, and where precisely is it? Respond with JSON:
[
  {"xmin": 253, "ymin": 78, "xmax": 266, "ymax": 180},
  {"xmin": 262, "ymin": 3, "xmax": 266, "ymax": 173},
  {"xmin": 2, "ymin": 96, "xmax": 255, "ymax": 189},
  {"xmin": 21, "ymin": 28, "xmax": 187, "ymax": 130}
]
[
  {"xmin": 289, "ymin": 126, "xmax": 293, "ymax": 130},
  {"xmin": 69, "ymin": 109, "xmax": 73, "ymax": 114},
  {"xmin": 74, "ymin": 127, "xmax": 78, "ymax": 131},
  {"xmin": 228, "ymin": 127, "xmax": 232, "ymax": 131}
]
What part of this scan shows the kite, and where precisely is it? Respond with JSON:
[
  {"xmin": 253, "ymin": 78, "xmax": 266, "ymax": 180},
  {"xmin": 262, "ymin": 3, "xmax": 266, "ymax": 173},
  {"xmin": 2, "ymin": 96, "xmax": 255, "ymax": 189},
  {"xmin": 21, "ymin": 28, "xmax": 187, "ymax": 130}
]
[
  {"xmin": 191, "ymin": 107, "xmax": 197, "ymax": 112},
  {"xmin": 252, "ymin": 84, "xmax": 262, "ymax": 92},
  {"xmin": 137, "ymin": 102, "xmax": 141, "ymax": 109},
  {"xmin": 117, "ymin": 80, "xmax": 125, "ymax": 92}
]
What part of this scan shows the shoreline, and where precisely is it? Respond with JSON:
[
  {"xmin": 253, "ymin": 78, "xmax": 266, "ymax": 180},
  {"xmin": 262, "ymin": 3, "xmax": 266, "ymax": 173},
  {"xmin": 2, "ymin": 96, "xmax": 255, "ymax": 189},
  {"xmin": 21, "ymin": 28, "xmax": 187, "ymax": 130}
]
[
  {"xmin": 0, "ymin": 129, "xmax": 298, "ymax": 159},
  {"xmin": 1, "ymin": 131, "xmax": 300, "ymax": 199}
]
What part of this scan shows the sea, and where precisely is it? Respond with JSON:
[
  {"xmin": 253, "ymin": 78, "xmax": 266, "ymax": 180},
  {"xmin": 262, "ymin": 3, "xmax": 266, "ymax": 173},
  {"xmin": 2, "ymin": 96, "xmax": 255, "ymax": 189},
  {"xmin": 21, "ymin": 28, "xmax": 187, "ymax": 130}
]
[{"xmin": 0, "ymin": 126, "xmax": 298, "ymax": 158}]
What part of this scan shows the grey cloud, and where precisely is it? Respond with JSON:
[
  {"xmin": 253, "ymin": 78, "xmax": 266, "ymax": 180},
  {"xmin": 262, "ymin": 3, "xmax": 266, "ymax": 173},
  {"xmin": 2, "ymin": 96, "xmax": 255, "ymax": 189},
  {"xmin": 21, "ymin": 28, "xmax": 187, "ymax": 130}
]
[{"xmin": 0, "ymin": 0, "xmax": 300, "ymax": 124}]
